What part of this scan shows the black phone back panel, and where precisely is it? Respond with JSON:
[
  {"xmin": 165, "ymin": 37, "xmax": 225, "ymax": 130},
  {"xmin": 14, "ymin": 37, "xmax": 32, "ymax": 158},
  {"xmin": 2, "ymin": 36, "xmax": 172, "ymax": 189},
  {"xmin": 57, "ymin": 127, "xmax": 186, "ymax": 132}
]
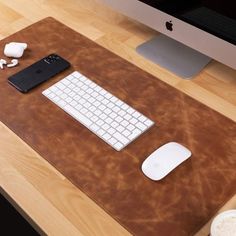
[{"xmin": 8, "ymin": 54, "xmax": 70, "ymax": 93}]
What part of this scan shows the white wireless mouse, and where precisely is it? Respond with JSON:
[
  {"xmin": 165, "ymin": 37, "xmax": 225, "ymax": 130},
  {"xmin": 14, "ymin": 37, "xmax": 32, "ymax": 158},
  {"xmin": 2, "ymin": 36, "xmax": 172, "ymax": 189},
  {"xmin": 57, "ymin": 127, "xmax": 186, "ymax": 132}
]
[{"xmin": 141, "ymin": 142, "xmax": 191, "ymax": 181}]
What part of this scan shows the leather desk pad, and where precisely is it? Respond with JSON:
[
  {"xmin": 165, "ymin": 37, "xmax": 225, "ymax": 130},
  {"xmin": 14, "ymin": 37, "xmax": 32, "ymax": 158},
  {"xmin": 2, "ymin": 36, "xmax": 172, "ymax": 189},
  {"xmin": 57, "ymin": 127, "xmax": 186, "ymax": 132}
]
[{"xmin": 0, "ymin": 18, "xmax": 235, "ymax": 236}]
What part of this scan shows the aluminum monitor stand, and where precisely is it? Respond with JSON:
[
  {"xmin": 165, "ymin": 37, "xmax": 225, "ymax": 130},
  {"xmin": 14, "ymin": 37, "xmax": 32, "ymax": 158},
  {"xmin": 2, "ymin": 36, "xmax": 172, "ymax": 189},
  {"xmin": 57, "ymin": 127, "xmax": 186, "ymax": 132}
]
[{"xmin": 136, "ymin": 34, "xmax": 211, "ymax": 79}]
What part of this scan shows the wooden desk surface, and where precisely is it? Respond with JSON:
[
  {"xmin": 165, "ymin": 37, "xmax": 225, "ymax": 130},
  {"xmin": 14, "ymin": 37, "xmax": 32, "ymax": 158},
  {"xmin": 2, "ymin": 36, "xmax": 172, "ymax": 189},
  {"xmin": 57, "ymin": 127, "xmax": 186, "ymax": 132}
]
[{"xmin": 0, "ymin": 1, "xmax": 235, "ymax": 235}]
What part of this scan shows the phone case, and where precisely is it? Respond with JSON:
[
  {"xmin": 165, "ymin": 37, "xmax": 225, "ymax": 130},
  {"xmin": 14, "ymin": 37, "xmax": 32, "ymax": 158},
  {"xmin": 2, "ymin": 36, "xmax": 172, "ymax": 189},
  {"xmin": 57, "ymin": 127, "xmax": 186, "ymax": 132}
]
[{"xmin": 8, "ymin": 54, "xmax": 70, "ymax": 93}]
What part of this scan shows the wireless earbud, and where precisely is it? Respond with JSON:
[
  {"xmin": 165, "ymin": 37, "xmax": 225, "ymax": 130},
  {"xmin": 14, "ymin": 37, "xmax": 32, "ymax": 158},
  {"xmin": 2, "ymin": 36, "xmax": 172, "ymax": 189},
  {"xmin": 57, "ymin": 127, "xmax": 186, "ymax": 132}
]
[
  {"xmin": 0, "ymin": 59, "xmax": 7, "ymax": 69},
  {"xmin": 7, "ymin": 59, "xmax": 19, "ymax": 68}
]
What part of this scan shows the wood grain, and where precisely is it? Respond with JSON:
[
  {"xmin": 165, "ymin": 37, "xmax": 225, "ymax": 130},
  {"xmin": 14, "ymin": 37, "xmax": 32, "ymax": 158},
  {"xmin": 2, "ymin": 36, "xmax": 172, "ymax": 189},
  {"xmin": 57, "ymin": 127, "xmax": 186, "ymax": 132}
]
[{"xmin": 0, "ymin": 0, "xmax": 235, "ymax": 235}]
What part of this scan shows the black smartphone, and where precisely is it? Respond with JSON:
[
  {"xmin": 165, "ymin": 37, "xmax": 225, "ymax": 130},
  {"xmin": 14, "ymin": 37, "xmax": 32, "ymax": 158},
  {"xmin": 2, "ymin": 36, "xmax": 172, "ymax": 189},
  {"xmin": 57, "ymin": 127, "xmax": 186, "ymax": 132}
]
[{"xmin": 8, "ymin": 54, "xmax": 70, "ymax": 93}]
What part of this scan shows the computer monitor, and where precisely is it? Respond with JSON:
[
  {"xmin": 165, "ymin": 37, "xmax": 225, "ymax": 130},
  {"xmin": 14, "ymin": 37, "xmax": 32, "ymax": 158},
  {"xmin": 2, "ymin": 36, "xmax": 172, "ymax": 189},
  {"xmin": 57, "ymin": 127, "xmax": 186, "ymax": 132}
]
[{"xmin": 100, "ymin": 0, "xmax": 236, "ymax": 78}]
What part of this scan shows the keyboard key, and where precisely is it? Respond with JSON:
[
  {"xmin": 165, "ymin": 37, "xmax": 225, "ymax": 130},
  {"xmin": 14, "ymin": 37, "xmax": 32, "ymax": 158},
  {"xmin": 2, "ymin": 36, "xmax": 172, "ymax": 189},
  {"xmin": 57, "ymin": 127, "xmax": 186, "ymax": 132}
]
[
  {"xmin": 82, "ymin": 84, "xmax": 88, "ymax": 90},
  {"xmin": 70, "ymin": 101, "xmax": 77, "ymax": 107},
  {"xmin": 123, "ymin": 129, "xmax": 131, "ymax": 137},
  {"xmin": 99, "ymin": 104, "xmax": 106, "ymax": 111},
  {"xmin": 84, "ymin": 102, "xmax": 91, "ymax": 108},
  {"xmin": 121, "ymin": 103, "xmax": 129, "ymax": 110},
  {"xmin": 72, "ymin": 71, "xmax": 83, "ymax": 78},
  {"xmin": 55, "ymin": 90, "xmax": 63, "ymax": 96},
  {"xmin": 94, "ymin": 86, "xmax": 102, "ymax": 92},
  {"xmin": 87, "ymin": 88, "xmax": 93, "ymax": 94},
  {"xmin": 102, "ymin": 123, "xmax": 110, "ymax": 130},
  {"xmin": 115, "ymin": 116, "xmax": 123, "ymax": 123},
  {"xmin": 64, "ymin": 104, "xmax": 92, "ymax": 126},
  {"xmin": 48, "ymin": 93, "xmax": 56, "ymax": 99},
  {"xmin": 105, "ymin": 117, "xmax": 113, "ymax": 124},
  {"xmin": 52, "ymin": 96, "xmax": 60, "ymax": 102},
  {"xmin": 110, "ymin": 97, "xmax": 118, "ymax": 103},
  {"xmin": 64, "ymin": 88, "xmax": 71, "ymax": 94},
  {"xmin": 130, "ymin": 118, "xmax": 138, "ymax": 125},
  {"xmin": 61, "ymin": 79, "xmax": 70, "ymax": 86},
  {"xmin": 86, "ymin": 112, "xmax": 93, "ymax": 118},
  {"xmin": 121, "ymin": 120, "xmax": 129, "ymax": 127},
  {"xmin": 102, "ymin": 99, "xmax": 109, "ymax": 105},
  {"xmin": 113, "ymin": 106, "xmax": 120, "ymax": 112},
  {"xmin": 42, "ymin": 89, "xmax": 51, "ymax": 96},
  {"xmin": 124, "ymin": 114, "xmax": 132, "ymax": 120},
  {"xmin": 116, "ymin": 100, "xmax": 123, "ymax": 107},
  {"xmin": 104, "ymin": 108, "xmax": 112, "ymax": 115},
  {"xmin": 114, "ymin": 142, "xmax": 124, "ymax": 151},
  {"xmin": 76, "ymin": 104, "xmax": 82, "ymax": 110},
  {"xmin": 107, "ymin": 102, "xmax": 115, "ymax": 109},
  {"xmin": 79, "ymin": 98, "xmax": 86, "ymax": 104},
  {"xmin": 78, "ymin": 90, "xmax": 85, "ymax": 96},
  {"xmin": 145, "ymin": 119, "xmax": 154, "ymax": 126},
  {"xmin": 90, "ymin": 124, "xmax": 100, "ymax": 132},
  {"xmin": 94, "ymin": 101, "xmax": 101, "ymax": 107},
  {"xmin": 136, "ymin": 122, "xmax": 147, "ymax": 131},
  {"xmin": 90, "ymin": 106, "xmax": 96, "ymax": 112},
  {"xmin": 69, "ymin": 91, "xmax": 76, "ymax": 97},
  {"xmin": 56, "ymin": 83, "xmax": 66, "ymax": 90},
  {"xmin": 127, "ymin": 124, "xmax": 135, "ymax": 132},
  {"xmin": 58, "ymin": 100, "xmax": 66, "ymax": 107},
  {"xmin": 97, "ymin": 119, "xmax": 104, "ymax": 126},
  {"xmin": 108, "ymin": 137, "xmax": 117, "ymax": 145},
  {"xmin": 129, "ymin": 129, "xmax": 142, "ymax": 140},
  {"xmin": 80, "ymin": 108, "xmax": 88, "ymax": 114},
  {"xmin": 91, "ymin": 91, "xmax": 99, "ymax": 97},
  {"xmin": 89, "ymin": 82, "xmax": 97, "ymax": 88},
  {"xmin": 68, "ymin": 83, "xmax": 75, "ymax": 89},
  {"xmin": 118, "ymin": 110, "xmax": 126, "ymax": 116},
  {"xmin": 79, "ymin": 76, "xmax": 87, "ymax": 82},
  {"xmin": 94, "ymin": 110, "xmax": 102, "ymax": 116},
  {"xmin": 104, "ymin": 93, "xmax": 112, "ymax": 99},
  {"xmin": 111, "ymin": 121, "xmax": 119, "ymax": 128},
  {"xmin": 50, "ymin": 86, "xmax": 59, "ymax": 93},
  {"xmin": 97, "ymin": 129, "xmax": 105, "ymax": 136},
  {"xmin": 83, "ymin": 94, "xmax": 90, "ymax": 100},
  {"xmin": 127, "ymin": 107, "xmax": 135, "ymax": 114},
  {"xmin": 117, "ymin": 125, "xmax": 125, "ymax": 133},
  {"xmin": 88, "ymin": 97, "xmax": 96, "ymax": 103},
  {"xmin": 91, "ymin": 116, "xmax": 99, "ymax": 122},
  {"xmin": 107, "ymin": 128, "xmax": 116, "ymax": 135},
  {"xmin": 138, "ymin": 115, "xmax": 147, "ymax": 122},
  {"xmin": 113, "ymin": 132, "xmax": 129, "ymax": 144},
  {"xmin": 97, "ymin": 95, "xmax": 104, "ymax": 101},
  {"xmin": 133, "ymin": 111, "xmax": 141, "ymax": 118},
  {"xmin": 100, "ymin": 113, "xmax": 107, "ymax": 120},
  {"xmin": 109, "ymin": 112, "xmax": 117, "ymax": 119},
  {"xmin": 73, "ymin": 87, "xmax": 80, "ymax": 93},
  {"xmin": 66, "ymin": 97, "xmax": 73, "ymax": 103},
  {"xmin": 103, "ymin": 133, "xmax": 111, "ymax": 140}
]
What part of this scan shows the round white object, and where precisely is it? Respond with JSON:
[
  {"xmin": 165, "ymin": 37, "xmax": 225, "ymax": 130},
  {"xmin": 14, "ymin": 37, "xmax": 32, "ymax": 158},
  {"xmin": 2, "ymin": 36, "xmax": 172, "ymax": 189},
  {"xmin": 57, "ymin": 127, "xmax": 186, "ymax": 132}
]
[
  {"xmin": 211, "ymin": 210, "xmax": 236, "ymax": 236},
  {"xmin": 7, "ymin": 59, "xmax": 19, "ymax": 68},
  {"xmin": 4, "ymin": 42, "xmax": 27, "ymax": 58}
]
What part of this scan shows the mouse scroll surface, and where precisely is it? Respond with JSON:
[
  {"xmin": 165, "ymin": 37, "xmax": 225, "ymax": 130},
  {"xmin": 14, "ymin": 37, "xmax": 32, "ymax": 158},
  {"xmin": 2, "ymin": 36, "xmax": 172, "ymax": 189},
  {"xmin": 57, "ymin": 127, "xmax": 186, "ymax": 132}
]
[{"xmin": 141, "ymin": 142, "xmax": 191, "ymax": 181}]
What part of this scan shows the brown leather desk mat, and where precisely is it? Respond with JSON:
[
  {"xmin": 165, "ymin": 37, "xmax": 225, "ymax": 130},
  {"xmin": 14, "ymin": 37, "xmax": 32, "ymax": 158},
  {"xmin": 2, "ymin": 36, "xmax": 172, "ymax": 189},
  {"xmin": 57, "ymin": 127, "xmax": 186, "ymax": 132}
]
[{"xmin": 0, "ymin": 17, "xmax": 236, "ymax": 236}]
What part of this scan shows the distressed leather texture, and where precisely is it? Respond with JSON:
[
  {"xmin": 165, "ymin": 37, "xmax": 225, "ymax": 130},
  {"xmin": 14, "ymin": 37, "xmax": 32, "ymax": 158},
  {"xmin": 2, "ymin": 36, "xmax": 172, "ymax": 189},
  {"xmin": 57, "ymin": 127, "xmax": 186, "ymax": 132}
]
[{"xmin": 0, "ymin": 18, "xmax": 235, "ymax": 236}]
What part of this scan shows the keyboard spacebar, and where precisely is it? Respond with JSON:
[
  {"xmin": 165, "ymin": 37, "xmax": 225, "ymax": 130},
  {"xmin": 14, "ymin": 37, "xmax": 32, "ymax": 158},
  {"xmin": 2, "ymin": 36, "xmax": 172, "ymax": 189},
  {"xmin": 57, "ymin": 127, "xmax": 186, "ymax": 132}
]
[{"xmin": 64, "ymin": 104, "xmax": 92, "ymax": 127}]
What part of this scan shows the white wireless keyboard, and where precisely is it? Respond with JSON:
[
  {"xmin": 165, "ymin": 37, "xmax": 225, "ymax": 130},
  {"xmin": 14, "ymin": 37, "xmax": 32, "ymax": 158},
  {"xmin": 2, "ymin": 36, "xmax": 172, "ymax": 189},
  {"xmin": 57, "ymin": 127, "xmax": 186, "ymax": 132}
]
[{"xmin": 42, "ymin": 71, "xmax": 154, "ymax": 151}]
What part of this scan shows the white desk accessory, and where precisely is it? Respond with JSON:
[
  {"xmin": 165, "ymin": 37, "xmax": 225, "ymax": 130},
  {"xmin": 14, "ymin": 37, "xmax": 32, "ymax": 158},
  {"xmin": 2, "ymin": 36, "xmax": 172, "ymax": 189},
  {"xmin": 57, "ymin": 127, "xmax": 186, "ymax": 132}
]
[
  {"xmin": 7, "ymin": 59, "xmax": 19, "ymax": 68},
  {"xmin": 210, "ymin": 210, "xmax": 236, "ymax": 236},
  {"xmin": 43, "ymin": 71, "xmax": 154, "ymax": 151},
  {"xmin": 141, "ymin": 142, "xmax": 191, "ymax": 181},
  {"xmin": 4, "ymin": 42, "xmax": 27, "ymax": 58},
  {"xmin": 0, "ymin": 59, "xmax": 7, "ymax": 69}
]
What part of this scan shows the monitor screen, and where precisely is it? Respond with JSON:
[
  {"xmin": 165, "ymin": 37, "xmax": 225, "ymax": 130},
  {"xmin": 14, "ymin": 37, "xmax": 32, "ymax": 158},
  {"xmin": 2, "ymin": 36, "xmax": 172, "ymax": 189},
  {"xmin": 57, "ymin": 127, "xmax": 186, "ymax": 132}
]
[{"xmin": 138, "ymin": 0, "xmax": 236, "ymax": 45}]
